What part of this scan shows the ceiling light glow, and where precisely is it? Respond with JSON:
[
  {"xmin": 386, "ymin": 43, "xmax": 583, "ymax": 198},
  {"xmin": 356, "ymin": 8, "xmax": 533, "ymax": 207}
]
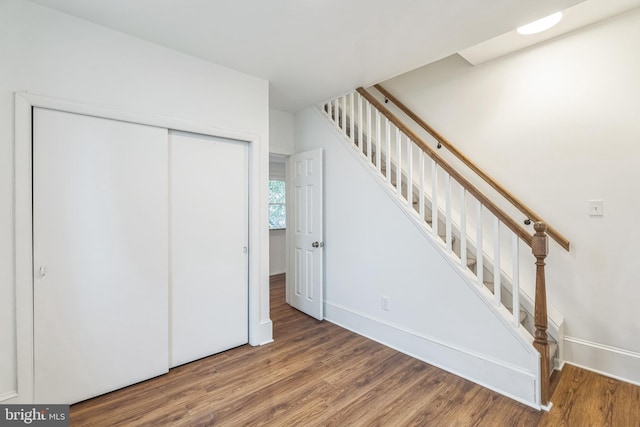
[{"xmin": 517, "ymin": 12, "xmax": 563, "ymax": 35}]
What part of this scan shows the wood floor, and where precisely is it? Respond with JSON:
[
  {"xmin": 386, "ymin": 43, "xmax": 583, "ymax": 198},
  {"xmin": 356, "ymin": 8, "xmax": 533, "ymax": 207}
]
[{"xmin": 71, "ymin": 276, "xmax": 640, "ymax": 426}]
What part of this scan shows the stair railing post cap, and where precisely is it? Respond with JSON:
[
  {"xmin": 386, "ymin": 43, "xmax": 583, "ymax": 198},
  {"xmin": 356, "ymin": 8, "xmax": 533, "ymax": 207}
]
[
  {"xmin": 534, "ymin": 222, "xmax": 547, "ymax": 233},
  {"xmin": 533, "ymin": 222, "xmax": 549, "ymax": 257}
]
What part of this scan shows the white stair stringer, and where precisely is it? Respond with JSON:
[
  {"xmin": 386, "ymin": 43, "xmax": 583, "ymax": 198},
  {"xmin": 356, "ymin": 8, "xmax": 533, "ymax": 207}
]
[{"xmin": 318, "ymin": 102, "xmax": 564, "ymax": 406}]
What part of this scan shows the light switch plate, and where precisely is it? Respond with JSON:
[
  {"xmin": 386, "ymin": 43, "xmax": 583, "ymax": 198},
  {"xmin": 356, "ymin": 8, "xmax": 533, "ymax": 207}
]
[{"xmin": 589, "ymin": 200, "xmax": 604, "ymax": 217}]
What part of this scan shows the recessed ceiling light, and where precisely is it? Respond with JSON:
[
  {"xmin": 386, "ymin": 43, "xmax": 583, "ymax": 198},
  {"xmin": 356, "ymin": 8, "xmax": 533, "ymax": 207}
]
[{"xmin": 517, "ymin": 12, "xmax": 563, "ymax": 35}]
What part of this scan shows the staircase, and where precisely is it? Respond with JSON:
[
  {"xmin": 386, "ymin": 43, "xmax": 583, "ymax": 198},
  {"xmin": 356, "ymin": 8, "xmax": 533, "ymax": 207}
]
[{"xmin": 321, "ymin": 87, "xmax": 567, "ymax": 408}]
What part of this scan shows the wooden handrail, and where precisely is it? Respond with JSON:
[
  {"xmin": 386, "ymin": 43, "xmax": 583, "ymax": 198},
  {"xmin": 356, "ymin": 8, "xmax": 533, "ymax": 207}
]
[
  {"xmin": 532, "ymin": 222, "xmax": 550, "ymax": 406},
  {"xmin": 374, "ymin": 84, "xmax": 570, "ymax": 252},
  {"xmin": 356, "ymin": 87, "xmax": 533, "ymax": 248}
]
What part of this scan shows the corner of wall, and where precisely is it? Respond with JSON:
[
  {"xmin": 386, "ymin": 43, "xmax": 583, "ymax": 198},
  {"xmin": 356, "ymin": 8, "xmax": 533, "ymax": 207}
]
[{"xmin": 269, "ymin": 108, "xmax": 295, "ymax": 156}]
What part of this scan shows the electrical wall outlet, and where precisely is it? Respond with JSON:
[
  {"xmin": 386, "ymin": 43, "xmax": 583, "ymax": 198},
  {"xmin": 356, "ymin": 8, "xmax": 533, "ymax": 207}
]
[{"xmin": 381, "ymin": 296, "xmax": 390, "ymax": 311}]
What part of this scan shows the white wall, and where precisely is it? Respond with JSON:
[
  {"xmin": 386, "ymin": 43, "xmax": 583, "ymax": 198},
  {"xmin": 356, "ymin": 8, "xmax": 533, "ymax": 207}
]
[
  {"xmin": 269, "ymin": 108, "xmax": 295, "ymax": 155},
  {"xmin": 379, "ymin": 8, "xmax": 640, "ymax": 384},
  {"xmin": 269, "ymin": 229, "xmax": 286, "ymax": 276},
  {"xmin": 0, "ymin": 0, "xmax": 271, "ymax": 402},
  {"xmin": 295, "ymin": 107, "xmax": 543, "ymax": 407}
]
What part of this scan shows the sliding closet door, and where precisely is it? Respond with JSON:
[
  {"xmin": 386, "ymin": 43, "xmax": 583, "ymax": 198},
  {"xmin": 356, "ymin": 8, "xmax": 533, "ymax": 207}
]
[
  {"xmin": 33, "ymin": 108, "xmax": 169, "ymax": 404},
  {"xmin": 170, "ymin": 130, "xmax": 249, "ymax": 367}
]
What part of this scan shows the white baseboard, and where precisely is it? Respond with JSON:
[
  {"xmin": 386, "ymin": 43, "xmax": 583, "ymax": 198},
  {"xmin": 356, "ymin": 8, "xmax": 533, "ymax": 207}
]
[
  {"xmin": 564, "ymin": 336, "xmax": 640, "ymax": 386},
  {"xmin": 324, "ymin": 301, "xmax": 541, "ymax": 409},
  {"xmin": 0, "ymin": 390, "xmax": 18, "ymax": 403},
  {"xmin": 251, "ymin": 319, "xmax": 273, "ymax": 346}
]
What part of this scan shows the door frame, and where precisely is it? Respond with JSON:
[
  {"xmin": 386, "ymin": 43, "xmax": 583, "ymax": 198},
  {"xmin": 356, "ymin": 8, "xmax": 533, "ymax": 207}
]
[{"xmin": 12, "ymin": 92, "xmax": 272, "ymax": 404}]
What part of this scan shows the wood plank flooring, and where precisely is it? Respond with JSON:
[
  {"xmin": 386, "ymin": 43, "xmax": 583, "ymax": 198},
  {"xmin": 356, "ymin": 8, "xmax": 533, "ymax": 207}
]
[
  {"xmin": 70, "ymin": 276, "xmax": 640, "ymax": 426},
  {"xmin": 538, "ymin": 364, "xmax": 640, "ymax": 426}
]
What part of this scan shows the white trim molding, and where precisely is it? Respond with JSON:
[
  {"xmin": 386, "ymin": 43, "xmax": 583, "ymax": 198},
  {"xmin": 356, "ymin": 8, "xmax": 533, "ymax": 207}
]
[
  {"xmin": 564, "ymin": 336, "xmax": 640, "ymax": 386},
  {"xmin": 12, "ymin": 92, "xmax": 272, "ymax": 403},
  {"xmin": 324, "ymin": 301, "xmax": 542, "ymax": 409},
  {"xmin": 0, "ymin": 391, "xmax": 18, "ymax": 403}
]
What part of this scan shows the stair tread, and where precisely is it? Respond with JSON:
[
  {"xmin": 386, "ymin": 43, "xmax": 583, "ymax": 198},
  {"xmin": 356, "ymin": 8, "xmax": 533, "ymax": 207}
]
[
  {"xmin": 548, "ymin": 341, "xmax": 559, "ymax": 373},
  {"xmin": 549, "ymin": 341, "xmax": 558, "ymax": 354},
  {"xmin": 482, "ymin": 281, "xmax": 527, "ymax": 324},
  {"xmin": 438, "ymin": 233, "xmax": 456, "ymax": 244}
]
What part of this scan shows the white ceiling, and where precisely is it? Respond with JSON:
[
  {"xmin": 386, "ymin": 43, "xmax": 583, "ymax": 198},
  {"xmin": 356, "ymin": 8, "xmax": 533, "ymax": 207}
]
[
  {"xmin": 460, "ymin": 0, "xmax": 640, "ymax": 65},
  {"xmin": 29, "ymin": 0, "xmax": 585, "ymax": 112}
]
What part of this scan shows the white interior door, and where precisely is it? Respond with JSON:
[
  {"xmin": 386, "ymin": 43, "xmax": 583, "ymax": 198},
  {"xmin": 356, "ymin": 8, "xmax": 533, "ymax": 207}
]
[
  {"xmin": 33, "ymin": 108, "xmax": 169, "ymax": 404},
  {"xmin": 170, "ymin": 130, "xmax": 249, "ymax": 367},
  {"xmin": 288, "ymin": 149, "xmax": 324, "ymax": 320}
]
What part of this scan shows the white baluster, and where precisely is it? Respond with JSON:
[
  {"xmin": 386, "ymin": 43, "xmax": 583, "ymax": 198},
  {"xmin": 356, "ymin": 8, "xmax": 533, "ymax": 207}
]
[
  {"xmin": 396, "ymin": 128, "xmax": 402, "ymax": 197},
  {"xmin": 445, "ymin": 174, "xmax": 452, "ymax": 251},
  {"xmin": 407, "ymin": 139, "xmax": 413, "ymax": 208},
  {"xmin": 386, "ymin": 120, "xmax": 391, "ymax": 185},
  {"xmin": 512, "ymin": 234, "xmax": 520, "ymax": 327},
  {"xmin": 358, "ymin": 94, "xmax": 363, "ymax": 151},
  {"xmin": 349, "ymin": 93, "xmax": 355, "ymax": 144},
  {"xmin": 342, "ymin": 95, "xmax": 347, "ymax": 137},
  {"xmin": 419, "ymin": 152, "xmax": 425, "ymax": 221},
  {"xmin": 493, "ymin": 216, "xmax": 501, "ymax": 306},
  {"xmin": 431, "ymin": 160, "xmax": 438, "ymax": 237},
  {"xmin": 460, "ymin": 188, "xmax": 467, "ymax": 269},
  {"xmin": 476, "ymin": 201, "xmax": 483, "ymax": 286},
  {"xmin": 366, "ymin": 101, "xmax": 372, "ymax": 162},
  {"xmin": 364, "ymin": 101, "xmax": 369, "ymax": 158},
  {"xmin": 376, "ymin": 111, "xmax": 381, "ymax": 173}
]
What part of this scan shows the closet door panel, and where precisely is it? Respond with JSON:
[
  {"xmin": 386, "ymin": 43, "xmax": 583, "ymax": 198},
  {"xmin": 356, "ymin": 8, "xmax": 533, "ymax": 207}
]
[
  {"xmin": 33, "ymin": 108, "xmax": 169, "ymax": 404},
  {"xmin": 170, "ymin": 130, "xmax": 249, "ymax": 367}
]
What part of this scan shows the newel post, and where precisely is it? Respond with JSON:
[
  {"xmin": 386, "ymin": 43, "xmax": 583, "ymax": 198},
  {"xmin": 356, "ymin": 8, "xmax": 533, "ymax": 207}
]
[{"xmin": 532, "ymin": 222, "xmax": 550, "ymax": 406}]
